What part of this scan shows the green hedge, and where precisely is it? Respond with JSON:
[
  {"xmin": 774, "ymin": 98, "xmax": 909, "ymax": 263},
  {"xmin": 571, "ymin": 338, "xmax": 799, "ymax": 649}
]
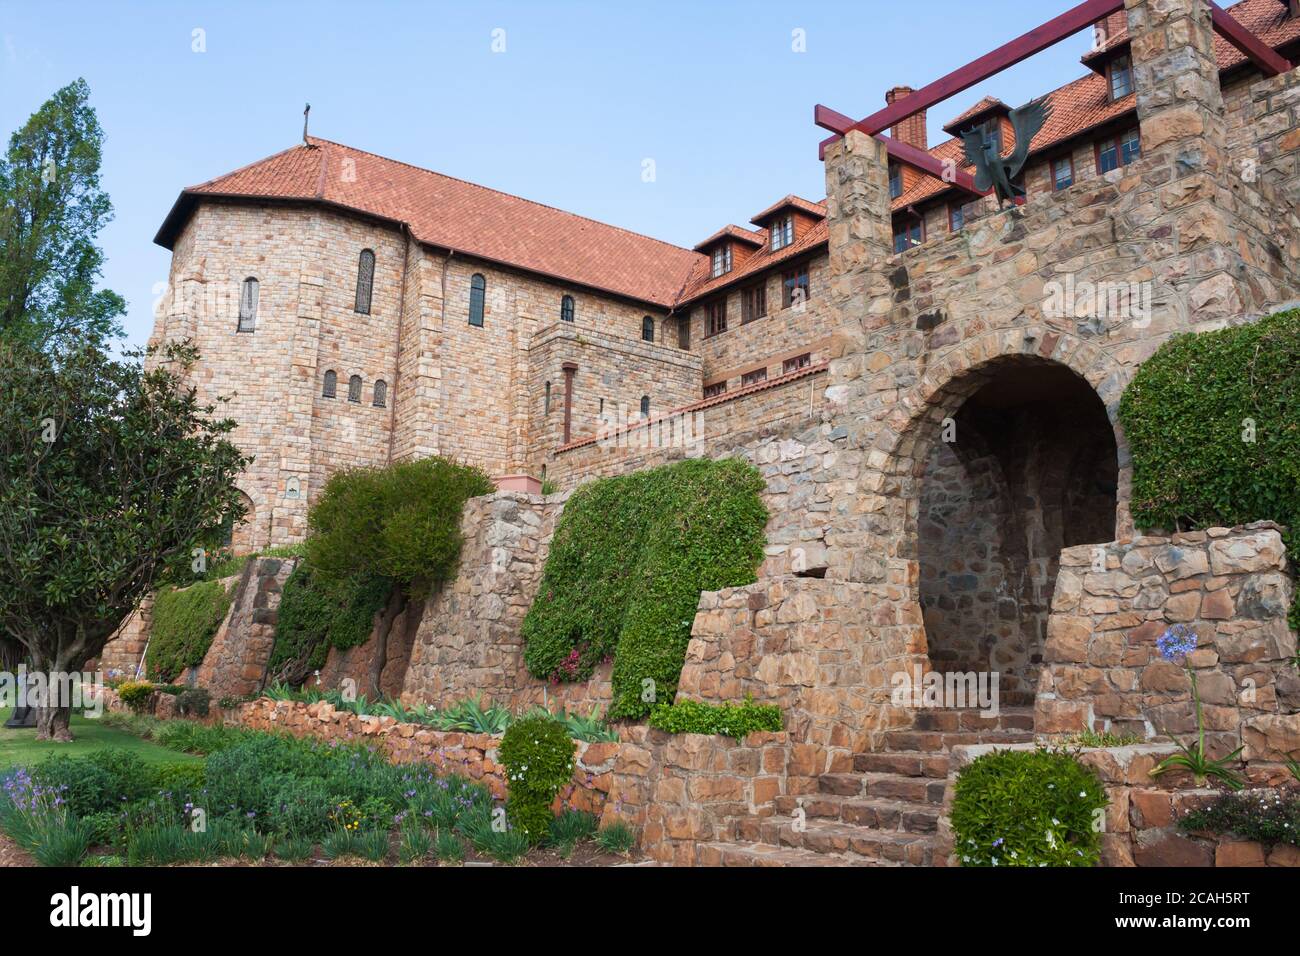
[
  {"xmin": 268, "ymin": 456, "xmax": 492, "ymax": 680},
  {"xmin": 648, "ymin": 698, "xmax": 782, "ymax": 740},
  {"xmin": 146, "ymin": 580, "xmax": 233, "ymax": 682},
  {"xmin": 1119, "ymin": 310, "xmax": 1300, "ymax": 627},
  {"xmin": 522, "ymin": 457, "xmax": 768, "ymax": 720},
  {"xmin": 950, "ymin": 748, "xmax": 1108, "ymax": 867}
]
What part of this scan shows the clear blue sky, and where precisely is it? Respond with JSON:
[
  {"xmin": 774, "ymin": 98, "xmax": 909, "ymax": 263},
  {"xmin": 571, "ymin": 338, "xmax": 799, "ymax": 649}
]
[{"xmin": 1, "ymin": 1, "xmax": 1099, "ymax": 348}]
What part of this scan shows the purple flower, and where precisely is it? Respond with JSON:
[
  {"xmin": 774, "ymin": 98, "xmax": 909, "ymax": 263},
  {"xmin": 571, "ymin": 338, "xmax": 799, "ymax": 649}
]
[{"xmin": 1157, "ymin": 624, "xmax": 1198, "ymax": 664}]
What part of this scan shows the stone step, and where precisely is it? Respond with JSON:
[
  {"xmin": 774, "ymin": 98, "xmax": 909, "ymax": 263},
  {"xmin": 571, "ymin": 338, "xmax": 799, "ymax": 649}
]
[
  {"xmin": 777, "ymin": 794, "xmax": 941, "ymax": 833},
  {"xmin": 758, "ymin": 819, "xmax": 933, "ymax": 866},
  {"xmin": 697, "ymin": 840, "xmax": 882, "ymax": 867},
  {"xmin": 817, "ymin": 772, "xmax": 865, "ymax": 797},
  {"xmin": 881, "ymin": 729, "xmax": 1034, "ymax": 753},
  {"xmin": 859, "ymin": 771, "xmax": 948, "ymax": 804},
  {"xmin": 912, "ymin": 708, "xmax": 1036, "ymax": 733},
  {"xmin": 853, "ymin": 750, "xmax": 949, "ymax": 777}
]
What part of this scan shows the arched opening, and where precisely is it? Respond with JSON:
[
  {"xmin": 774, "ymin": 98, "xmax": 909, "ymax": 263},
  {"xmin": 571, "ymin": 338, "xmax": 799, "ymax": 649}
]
[
  {"xmin": 226, "ymin": 490, "xmax": 258, "ymax": 556},
  {"xmin": 916, "ymin": 360, "xmax": 1117, "ymax": 705}
]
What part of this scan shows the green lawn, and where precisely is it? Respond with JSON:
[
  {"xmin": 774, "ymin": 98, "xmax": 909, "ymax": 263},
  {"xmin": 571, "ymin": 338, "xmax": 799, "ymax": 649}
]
[{"xmin": 0, "ymin": 707, "xmax": 199, "ymax": 770}]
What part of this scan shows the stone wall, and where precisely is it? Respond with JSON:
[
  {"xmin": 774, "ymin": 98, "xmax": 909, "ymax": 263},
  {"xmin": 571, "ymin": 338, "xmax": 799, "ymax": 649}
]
[
  {"xmin": 400, "ymin": 490, "xmax": 613, "ymax": 713},
  {"xmin": 1036, "ymin": 523, "xmax": 1297, "ymax": 784},
  {"xmin": 97, "ymin": 595, "xmax": 152, "ymax": 679},
  {"xmin": 191, "ymin": 557, "xmax": 296, "ymax": 700}
]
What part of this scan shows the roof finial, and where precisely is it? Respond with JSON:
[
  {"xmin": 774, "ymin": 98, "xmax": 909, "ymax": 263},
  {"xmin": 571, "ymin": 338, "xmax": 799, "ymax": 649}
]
[{"xmin": 303, "ymin": 103, "xmax": 311, "ymax": 145}]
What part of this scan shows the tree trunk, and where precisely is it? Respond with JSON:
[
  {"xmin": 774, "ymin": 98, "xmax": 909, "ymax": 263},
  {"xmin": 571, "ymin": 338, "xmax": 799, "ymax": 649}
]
[
  {"xmin": 35, "ymin": 703, "xmax": 72, "ymax": 742},
  {"xmin": 367, "ymin": 587, "xmax": 406, "ymax": 699}
]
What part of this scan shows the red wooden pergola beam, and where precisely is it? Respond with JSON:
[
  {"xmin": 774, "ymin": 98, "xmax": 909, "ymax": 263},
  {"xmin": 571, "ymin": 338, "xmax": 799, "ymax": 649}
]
[
  {"xmin": 816, "ymin": 0, "xmax": 1124, "ymax": 147},
  {"xmin": 1211, "ymin": 2, "xmax": 1292, "ymax": 76},
  {"xmin": 813, "ymin": 105, "xmax": 986, "ymax": 195}
]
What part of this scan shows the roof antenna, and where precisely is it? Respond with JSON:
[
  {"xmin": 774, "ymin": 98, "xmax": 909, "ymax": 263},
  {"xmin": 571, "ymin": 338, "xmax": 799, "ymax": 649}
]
[{"xmin": 302, "ymin": 103, "xmax": 311, "ymax": 145}]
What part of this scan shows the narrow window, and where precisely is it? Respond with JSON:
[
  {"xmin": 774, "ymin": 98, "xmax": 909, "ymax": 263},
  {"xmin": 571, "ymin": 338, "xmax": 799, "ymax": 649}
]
[
  {"xmin": 354, "ymin": 249, "xmax": 375, "ymax": 314},
  {"xmin": 1053, "ymin": 156, "xmax": 1074, "ymax": 191},
  {"xmin": 949, "ymin": 204, "xmax": 965, "ymax": 232},
  {"xmin": 469, "ymin": 273, "xmax": 486, "ymax": 326},
  {"xmin": 742, "ymin": 284, "xmax": 767, "ymax": 323},
  {"xmin": 706, "ymin": 300, "xmax": 727, "ymax": 336},
  {"xmin": 237, "ymin": 277, "xmax": 258, "ymax": 332},
  {"xmin": 1120, "ymin": 128, "xmax": 1141, "ymax": 165},
  {"xmin": 783, "ymin": 353, "xmax": 812, "ymax": 374},
  {"xmin": 347, "ymin": 375, "xmax": 362, "ymax": 403},
  {"xmin": 781, "ymin": 265, "xmax": 810, "ymax": 308},
  {"xmin": 544, "ymin": 381, "xmax": 551, "ymax": 415},
  {"xmin": 678, "ymin": 314, "xmax": 691, "ymax": 350},
  {"xmin": 561, "ymin": 295, "xmax": 575, "ymax": 322},
  {"xmin": 710, "ymin": 245, "xmax": 732, "ymax": 278},
  {"xmin": 771, "ymin": 215, "xmax": 794, "ymax": 250},
  {"xmin": 642, "ymin": 315, "xmax": 654, "ymax": 342},
  {"xmin": 639, "ymin": 395, "xmax": 650, "ymax": 418},
  {"xmin": 322, "ymin": 369, "xmax": 337, "ymax": 398},
  {"xmin": 1109, "ymin": 55, "xmax": 1133, "ymax": 100},
  {"xmin": 741, "ymin": 367, "xmax": 767, "ymax": 387},
  {"xmin": 703, "ymin": 381, "xmax": 727, "ymax": 399},
  {"xmin": 1097, "ymin": 137, "xmax": 1120, "ymax": 174},
  {"xmin": 888, "ymin": 163, "xmax": 902, "ymax": 199},
  {"xmin": 372, "ymin": 379, "xmax": 387, "ymax": 408},
  {"xmin": 892, "ymin": 217, "xmax": 924, "ymax": 254}
]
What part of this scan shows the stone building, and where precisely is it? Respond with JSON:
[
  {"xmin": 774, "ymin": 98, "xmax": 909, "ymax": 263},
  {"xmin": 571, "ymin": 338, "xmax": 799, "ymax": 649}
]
[
  {"xmin": 150, "ymin": 0, "xmax": 1300, "ymax": 560},
  {"xmin": 125, "ymin": 0, "xmax": 1300, "ymax": 865}
]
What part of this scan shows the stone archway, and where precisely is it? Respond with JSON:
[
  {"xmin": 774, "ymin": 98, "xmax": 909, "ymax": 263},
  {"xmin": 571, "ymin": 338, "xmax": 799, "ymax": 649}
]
[
  {"xmin": 858, "ymin": 330, "xmax": 1131, "ymax": 715},
  {"xmin": 916, "ymin": 360, "xmax": 1118, "ymax": 704}
]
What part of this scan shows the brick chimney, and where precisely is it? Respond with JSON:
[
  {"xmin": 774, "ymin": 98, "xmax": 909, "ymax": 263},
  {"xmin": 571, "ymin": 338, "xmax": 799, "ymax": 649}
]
[
  {"xmin": 1094, "ymin": 9, "xmax": 1127, "ymax": 50},
  {"xmin": 885, "ymin": 86, "xmax": 927, "ymax": 151}
]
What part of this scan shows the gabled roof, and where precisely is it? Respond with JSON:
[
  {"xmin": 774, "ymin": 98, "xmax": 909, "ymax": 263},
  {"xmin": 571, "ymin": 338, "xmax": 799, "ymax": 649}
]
[
  {"xmin": 678, "ymin": 201, "xmax": 829, "ymax": 304},
  {"xmin": 692, "ymin": 224, "xmax": 767, "ymax": 252},
  {"xmin": 942, "ymin": 96, "xmax": 1009, "ymax": 134},
  {"xmin": 154, "ymin": 137, "xmax": 703, "ymax": 308},
  {"xmin": 750, "ymin": 194, "xmax": 828, "ymax": 225}
]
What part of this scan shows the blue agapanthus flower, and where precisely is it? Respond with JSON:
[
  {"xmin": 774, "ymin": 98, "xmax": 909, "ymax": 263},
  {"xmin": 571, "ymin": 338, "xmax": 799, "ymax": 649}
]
[{"xmin": 1156, "ymin": 623, "xmax": 1198, "ymax": 663}]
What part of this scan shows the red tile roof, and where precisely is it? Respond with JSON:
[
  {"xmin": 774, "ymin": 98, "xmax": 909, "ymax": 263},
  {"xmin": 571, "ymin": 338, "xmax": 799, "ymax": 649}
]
[
  {"xmin": 941, "ymin": 96, "xmax": 1009, "ymax": 134},
  {"xmin": 678, "ymin": 202, "xmax": 829, "ymax": 304},
  {"xmin": 750, "ymin": 194, "xmax": 828, "ymax": 225},
  {"xmin": 155, "ymin": 137, "xmax": 703, "ymax": 308},
  {"xmin": 693, "ymin": 224, "xmax": 767, "ymax": 251}
]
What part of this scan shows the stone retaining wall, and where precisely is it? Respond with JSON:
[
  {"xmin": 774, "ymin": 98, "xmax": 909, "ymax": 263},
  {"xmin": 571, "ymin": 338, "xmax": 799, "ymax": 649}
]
[{"xmin": 1037, "ymin": 522, "xmax": 1298, "ymax": 785}]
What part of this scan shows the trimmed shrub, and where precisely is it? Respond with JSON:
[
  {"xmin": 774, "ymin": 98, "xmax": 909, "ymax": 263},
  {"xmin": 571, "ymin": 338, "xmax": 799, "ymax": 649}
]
[
  {"xmin": 950, "ymin": 748, "xmax": 1108, "ymax": 867},
  {"xmin": 146, "ymin": 579, "xmax": 233, "ymax": 682},
  {"xmin": 1119, "ymin": 309, "xmax": 1300, "ymax": 626},
  {"xmin": 648, "ymin": 698, "xmax": 783, "ymax": 740},
  {"xmin": 267, "ymin": 564, "xmax": 389, "ymax": 678},
  {"xmin": 522, "ymin": 458, "xmax": 767, "ymax": 719},
  {"xmin": 33, "ymin": 749, "xmax": 159, "ymax": 816},
  {"xmin": 498, "ymin": 715, "xmax": 576, "ymax": 845},
  {"xmin": 306, "ymin": 456, "xmax": 493, "ymax": 598},
  {"xmin": 115, "ymin": 679, "xmax": 155, "ymax": 713}
]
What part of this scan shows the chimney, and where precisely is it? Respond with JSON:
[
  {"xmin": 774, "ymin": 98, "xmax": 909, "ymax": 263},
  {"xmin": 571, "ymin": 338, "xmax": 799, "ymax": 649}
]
[
  {"xmin": 1094, "ymin": 9, "xmax": 1127, "ymax": 50},
  {"xmin": 886, "ymin": 86, "xmax": 927, "ymax": 151}
]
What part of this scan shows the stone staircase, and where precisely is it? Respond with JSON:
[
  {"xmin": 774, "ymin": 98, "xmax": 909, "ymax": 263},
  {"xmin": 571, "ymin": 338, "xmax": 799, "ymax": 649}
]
[{"xmin": 698, "ymin": 707, "xmax": 1035, "ymax": 867}]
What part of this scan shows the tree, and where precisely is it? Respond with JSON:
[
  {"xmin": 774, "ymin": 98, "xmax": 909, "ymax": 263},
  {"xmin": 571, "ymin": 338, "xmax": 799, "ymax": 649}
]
[
  {"xmin": 0, "ymin": 78, "xmax": 124, "ymax": 352},
  {"xmin": 0, "ymin": 340, "xmax": 250, "ymax": 739}
]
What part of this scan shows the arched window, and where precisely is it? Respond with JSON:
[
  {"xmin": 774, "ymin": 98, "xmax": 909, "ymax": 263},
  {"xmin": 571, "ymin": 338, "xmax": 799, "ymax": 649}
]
[
  {"xmin": 237, "ymin": 277, "xmax": 259, "ymax": 332},
  {"xmin": 469, "ymin": 273, "xmax": 486, "ymax": 326},
  {"xmin": 544, "ymin": 381, "xmax": 551, "ymax": 415},
  {"xmin": 372, "ymin": 379, "xmax": 387, "ymax": 408},
  {"xmin": 348, "ymin": 375, "xmax": 362, "ymax": 403},
  {"xmin": 642, "ymin": 315, "xmax": 654, "ymax": 342},
  {"xmin": 561, "ymin": 295, "xmax": 575, "ymax": 322},
  {"xmin": 355, "ymin": 249, "xmax": 375, "ymax": 314},
  {"xmin": 639, "ymin": 395, "xmax": 650, "ymax": 418},
  {"xmin": 322, "ymin": 369, "xmax": 337, "ymax": 398}
]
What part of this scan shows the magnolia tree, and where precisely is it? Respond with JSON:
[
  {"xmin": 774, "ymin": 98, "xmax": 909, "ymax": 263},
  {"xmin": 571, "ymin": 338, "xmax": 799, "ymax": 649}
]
[{"xmin": 0, "ymin": 341, "xmax": 250, "ymax": 740}]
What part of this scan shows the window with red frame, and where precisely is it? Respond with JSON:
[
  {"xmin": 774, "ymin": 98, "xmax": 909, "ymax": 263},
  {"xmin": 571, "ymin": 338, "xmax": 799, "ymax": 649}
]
[
  {"xmin": 893, "ymin": 216, "xmax": 924, "ymax": 253},
  {"xmin": 1096, "ymin": 128, "xmax": 1140, "ymax": 174},
  {"xmin": 781, "ymin": 266, "xmax": 810, "ymax": 309},
  {"xmin": 741, "ymin": 283, "xmax": 767, "ymax": 323},
  {"xmin": 1053, "ymin": 156, "xmax": 1074, "ymax": 190},
  {"xmin": 783, "ymin": 353, "xmax": 812, "ymax": 375},
  {"xmin": 1109, "ymin": 55, "xmax": 1133, "ymax": 100},
  {"xmin": 705, "ymin": 299, "xmax": 727, "ymax": 336}
]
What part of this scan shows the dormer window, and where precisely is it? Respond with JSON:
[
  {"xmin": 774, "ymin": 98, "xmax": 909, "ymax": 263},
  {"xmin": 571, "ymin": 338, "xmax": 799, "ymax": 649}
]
[
  {"xmin": 770, "ymin": 215, "xmax": 794, "ymax": 251},
  {"xmin": 711, "ymin": 244, "xmax": 732, "ymax": 278},
  {"xmin": 888, "ymin": 164, "xmax": 902, "ymax": 199},
  {"xmin": 1109, "ymin": 55, "xmax": 1133, "ymax": 100}
]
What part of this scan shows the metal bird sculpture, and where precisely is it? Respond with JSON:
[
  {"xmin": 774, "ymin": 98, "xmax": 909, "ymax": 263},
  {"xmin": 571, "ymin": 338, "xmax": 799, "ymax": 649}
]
[{"xmin": 961, "ymin": 96, "xmax": 1051, "ymax": 207}]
